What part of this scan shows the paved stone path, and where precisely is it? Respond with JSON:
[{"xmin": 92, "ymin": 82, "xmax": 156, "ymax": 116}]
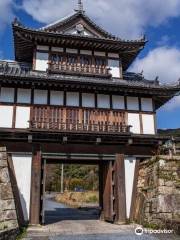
[{"xmin": 22, "ymin": 196, "xmax": 179, "ymax": 240}]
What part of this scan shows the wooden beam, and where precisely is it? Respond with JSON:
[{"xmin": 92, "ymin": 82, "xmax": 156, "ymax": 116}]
[
  {"xmin": 114, "ymin": 154, "xmax": 126, "ymax": 224},
  {"xmin": 29, "ymin": 144, "xmax": 42, "ymax": 225},
  {"xmin": 129, "ymin": 159, "xmax": 140, "ymax": 221},
  {"xmin": 102, "ymin": 160, "xmax": 114, "ymax": 222}
]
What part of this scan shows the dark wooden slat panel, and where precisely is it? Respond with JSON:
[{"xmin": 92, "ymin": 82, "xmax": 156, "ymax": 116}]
[
  {"xmin": 30, "ymin": 106, "xmax": 130, "ymax": 134},
  {"xmin": 29, "ymin": 145, "xmax": 42, "ymax": 225},
  {"xmin": 113, "ymin": 154, "xmax": 126, "ymax": 223}
]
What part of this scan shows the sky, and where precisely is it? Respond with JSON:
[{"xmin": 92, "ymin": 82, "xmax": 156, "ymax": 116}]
[{"xmin": 0, "ymin": 0, "xmax": 180, "ymax": 129}]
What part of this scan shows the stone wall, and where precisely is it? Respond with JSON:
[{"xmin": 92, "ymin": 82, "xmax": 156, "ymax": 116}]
[
  {"xmin": 133, "ymin": 155, "xmax": 180, "ymax": 233},
  {"xmin": 0, "ymin": 147, "xmax": 19, "ymax": 239}
]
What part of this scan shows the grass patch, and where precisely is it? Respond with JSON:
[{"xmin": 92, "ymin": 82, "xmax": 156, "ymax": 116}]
[
  {"xmin": 55, "ymin": 191, "xmax": 99, "ymax": 207},
  {"xmin": 16, "ymin": 227, "xmax": 27, "ymax": 240}
]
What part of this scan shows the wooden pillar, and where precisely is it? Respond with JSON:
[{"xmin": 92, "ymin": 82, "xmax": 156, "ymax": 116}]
[
  {"xmin": 114, "ymin": 154, "xmax": 126, "ymax": 224},
  {"xmin": 102, "ymin": 160, "xmax": 114, "ymax": 222},
  {"xmin": 29, "ymin": 145, "xmax": 42, "ymax": 225},
  {"xmin": 130, "ymin": 160, "xmax": 140, "ymax": 221}
]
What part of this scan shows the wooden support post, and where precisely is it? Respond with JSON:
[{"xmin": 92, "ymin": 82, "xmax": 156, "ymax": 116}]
[
  {"xmin": 130, "ymin": 160, "xmax": 140, "ymax": 221},
  {"xmin": 114, "ymin": 154, "xmax": 126, "ymax": 224},
  {"xmin": 29, "ymin": 145, "xmax": 42, "ymax": 225},
  {"xmin": 99, "ymin": 161, "xmax": 104, "ymax": 218},
  {"xmin": 102, "ymin": 160, "xmax": 114, "ymax": 222}
]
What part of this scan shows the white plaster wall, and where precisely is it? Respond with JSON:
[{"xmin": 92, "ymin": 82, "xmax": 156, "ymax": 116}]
[
  {"xmin": 142, "ymin": 114, "xmax": 155, "ymax": 134},
  {"xmin": 66, "ymin": 92, "xmax": 79, "ymax": 106},
  {"xmin": 0, "ymin": 105, "xmax": 13, "ymax": 128},
  {"xmin": 0, "ymin": 87, "xmax": 14, "ymax": 102},
  {"xmin": 15, "ymin": 107, "xmax": 30, "ymax": 129},
  {"xmin": 80, "ymin": 50, "xmax": 92, "ymax": 55},
  {"xmin": 108, "ymin": 59, "xmax": 120, "ymax": 78},
  {"xmin": 97, "ymin": 94, "xmax": 110, "ymax": 109},
  {"xmin": 112, "ymin": 95, "xmax": 125, "ymax": 109},
  {"xmin": 108, "ymin": 53, "xmax": 119, "ymax": 58},
  {"xmin": 94, "ymin": 51, "xmax": 106, "ymax": 57},
  {"xmin": 50, "ymin": 91, "xmax": 64, "ymax": 105},
  {"xmin": 51, "ymin": 47, "xmax": 64, "ymax": 52},
  {"xmin": 35, "ymin": 52, "xmax": 49, "ymax": 71},
  {"xmin": 124, "ymin": 156, "xmax": 136, "ymax": 219},
  {"xmin": 82, "ymin": 93, "xmax": 95, "ymax": 108},
  {"xmin": 37, "ymin": 45, "xmax": 49, "ymax": 51},
  {"xmin": 66, "ymin": 48, "xmax": 78, "ymax": 54},
  {"xmin": 128, "ymin": 113, "xmax": 140, "ymax": 134},
  {"xmin": 34, "ymin": 90, "xmax": 48, "ymax": 105},
  {"xmin": 12, "ymin": 154, "xmax": 32, "ymax": 221},
  {"xmin": 17, "ymin": 89, "xmax": 31, "ymax": 104},
  {"xmin": 141, "ymin": 98, "xmax": 153, "ymax": 111},
  {"xmin": 127, "ymin": 97, "xmax": 139, "ymax": 110}
]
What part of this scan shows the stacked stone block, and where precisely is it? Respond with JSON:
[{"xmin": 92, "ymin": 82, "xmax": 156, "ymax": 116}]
[
  {"xmin": 134, "ymin": 155, "xmax": 180, "ymax": 233},
  {"xmin": 0, "ymin": 147, "xmax": 19, "ymax": 239}
]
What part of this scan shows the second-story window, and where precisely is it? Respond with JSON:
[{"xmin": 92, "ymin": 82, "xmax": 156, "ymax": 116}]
[
  {"xmin": 80, "ymin": 56, "xmax": 92, "ymax": 66},
  {"xmin": 51, "ymin": 54, "xmax": 63, "ymax": 64},
  {"xmin": 67, "ymin": 55, "xmax": 78, "ymax": 65},
  {"xmin": 95, "ymin": 57, "xmax": 106, "ymax": 67}
]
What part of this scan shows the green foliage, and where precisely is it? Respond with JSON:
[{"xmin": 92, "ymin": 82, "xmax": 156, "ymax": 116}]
[
  {"xmin": 158, "ymin": 128, "xmax": 180, "ymax": 137},
  {"xmin": 86, "ymin": 195, "xmax": 98, "ymax": 203},
  {"xmin": 46, "ymin": 164, "xmax": 99, "ymax": 192},
  {"xmin": 16, "ymin": 228, "xmax": 27, "ymax": 240}
]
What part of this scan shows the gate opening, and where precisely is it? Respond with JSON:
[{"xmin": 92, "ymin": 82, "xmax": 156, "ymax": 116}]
[{"xmin": 42, "ymin": 163, "xmax": 100, "ymax": 224}]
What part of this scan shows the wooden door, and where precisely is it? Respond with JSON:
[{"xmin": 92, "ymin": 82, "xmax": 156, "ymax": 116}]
[
  {"xmin": 102, "ymin": 154, "xmax": 126, "ymax": 223},
  {"xmin": 102, "ymin": 161, "xmax": 114, "ymax": 222}
]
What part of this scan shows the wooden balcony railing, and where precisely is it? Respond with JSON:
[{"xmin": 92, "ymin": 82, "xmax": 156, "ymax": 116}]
[
  {"xmin": 48, "ymin": 63, "xmax": 111, "ymax": 77},
  {"xmin": 29, "ymin": 106, "xmax": 131, "ymax": 134}
]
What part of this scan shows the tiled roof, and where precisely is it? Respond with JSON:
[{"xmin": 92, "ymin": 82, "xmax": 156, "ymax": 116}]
[{"xmin": 0, "ymin": 61, "xmax": 180, "ymax": 91}]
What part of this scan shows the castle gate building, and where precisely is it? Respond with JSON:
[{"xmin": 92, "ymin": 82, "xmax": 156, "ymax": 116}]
[{"xmin": 0, "ymin": 3, "xmax": 179, "ymax": 226}]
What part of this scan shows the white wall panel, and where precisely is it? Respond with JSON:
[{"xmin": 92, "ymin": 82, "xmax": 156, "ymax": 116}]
[
  {"xmin": 17, "ymin": 89, "xmax": 31, "ymax": 104},
  {"xmin": 127, "ymin": 97, "xmax": 139, "ymax": 111},
  {"xmin": 34, "ymin": 90, "xmax": 48, "ymax": 104},
  {"xmin": 128, "ymin": 113, "xmax": 140, "ymax": 134},
  {"xmin": 112, "ymin": 95, "xmax": 125, "ymax": 109},
  {"xmin": 0, "ymin": 106, "xmax": 13, "ymax": 128},
  {"xmin": 97, "ymin": 94, "xmax": 110, "ymax": 109},
  {"xmin": 15, "ymin": 107, "xmax": 30, "ymax": 129},
  {"xmin": 82, "ymin": 93, "xmax": 95, "ymax": 108},
  {"xmin": 141, "ymin": 98, "xmax": 153, "ymax": 111},
  {"xmin": 108, "ymin": 53, "xmax": 119, "ymax": 58},
  {"xmin": 125, "ymin": 157, "xmax": 136, "ymax": 219},
  {"xmin": 35, "ymin": 52, "xmax": 49, "ymax": 71},
  {"xmin": 37, "ymin": 45, "xmax": 49, "ymax": 51},
  {"xmin": 51, "ymin": 47, "xmax": 64, "ymax": 52},
  {"xmin": 66, "ymin": 48, "xmax": 78, "ymax": 54},
  {"xmin": 108, "ymin": 59, "xmax": 120, "ymax": 78},
  {"xmin": 142, "ymin": 114, "xmax": 155, "ymax": 134},
  {"xmin": 12, "ymin": 154, "xmax": 32, "ymax": 221},
  {"xmin": 0, "ymin": 87, "xmax": 14, "ymax": 102},
  {"xmin": 66, "ymin": 92, "xmax": 79, "ymax": 106},
  {"xmin": 80, "ymin": 50, "xmax": 92, "ymax": 55},
  {"xmin": 94, "ymin": 51, "xmax": 106, "ymax": 57},
  {"xmin": 50, "ymin": 91, "xmax": 64, "ymax": 105}
]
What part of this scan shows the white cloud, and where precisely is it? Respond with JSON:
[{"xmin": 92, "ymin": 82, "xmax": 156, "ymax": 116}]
[
  {"xmin": 130, "ymin": 46, "xmax": 180, "ymax": 110},
  {"xmin": 130, "ymin": 46, "xmax": 180, "ymax": 83},
  {"xmin": 21, "ymin": 0, "xmax": 180, "ymax": 39},
  {"xmin": 0, "ymin": 0, "xmax": 14, "ymax": 31}
]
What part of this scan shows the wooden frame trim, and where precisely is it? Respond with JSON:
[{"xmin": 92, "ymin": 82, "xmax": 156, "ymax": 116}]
[
  {"xmin": 29, "ymin": 145, "xmax": 42, "ymax": 225},
  {"xmin": 114, "ymin": 154, "xmax": 126, "ymax": 223},
  {"xmin": 129, "ymin": 159, "xmax": 140, "ymax": 221}
]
